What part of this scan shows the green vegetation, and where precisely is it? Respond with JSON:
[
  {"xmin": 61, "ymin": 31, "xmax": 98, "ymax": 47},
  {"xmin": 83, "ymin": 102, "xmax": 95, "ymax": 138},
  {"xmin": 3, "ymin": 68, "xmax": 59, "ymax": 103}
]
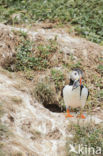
[
  {"xmin": 96, "ymin": 89, "xmax": 103, "ymax": 103},
  {"xmin": 66, "ymin": 123, "xmax": 103, "ymax": 156},
  {"xmin": 97, "ymin": 58, "xmax": 103, "ymax": 77},
  {"xmin": 0, "ymin": 103, "xmax": 4, "ymax": 118},
  {"xmin": 66, "ymin": 61, "xmax": 82, "ymax": 70},
  {"xmin": 51, "ymin": 69, "xmax": 64, "ymax": 91},
  {"xmin": 97, "ymin": 64, "xmax": 103, "ymax": 75},
  {"xmin": 0, "ymin": 1, "xmax": 103, "ymax": 155},
  {"xmin": 1, "ymin": 0, "xmax": 103, "ymax": 43},
  {"xmin": 3, "ymin": 31, "xmax": 102, "ymax": 110},
  {"xmin": 24, "ymin": 70, "xmax": 34, "ymax": 80},
  {"xmin": 13, "ymin": 153, "xmax": 23, "ymax": 156},
  {"xmin": 14, "ymin": 39, "xmax": 34, "ymax": 71},
  {"xmin": 0, "ymin": 124, "xmax": 10, "ymax": 139},
  {"xmin": 5, "ymin": 32, "xmax": 58, "ymax": 72},
  {"xmin": 0, "ymin": 150, "xmax": 5, "ymax": 156}
]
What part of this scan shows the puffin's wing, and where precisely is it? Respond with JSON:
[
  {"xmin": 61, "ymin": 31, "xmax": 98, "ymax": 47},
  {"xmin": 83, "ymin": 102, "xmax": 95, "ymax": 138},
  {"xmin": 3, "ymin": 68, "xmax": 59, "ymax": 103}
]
[
  {"xmin": 61, "ymin": 86, "xmax": 65, "ymax": 97},
  {"xmin": 81, "ymin": 86, "xmax": 89, "ymax": 107}
]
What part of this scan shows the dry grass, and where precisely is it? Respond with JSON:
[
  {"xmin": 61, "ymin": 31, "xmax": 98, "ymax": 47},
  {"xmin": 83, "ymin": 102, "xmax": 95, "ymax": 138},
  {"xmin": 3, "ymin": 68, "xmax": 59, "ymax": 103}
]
[
  {"xmin": 0, "ymin": 103, "xmax": 11, "ymax": 155},
  {"xmin": 10, "ymin": 96, "xmax": 22, "ymax": 105},
  {"xmin": 35, "ymin": 82, "xmax": 57, "ymax": 107},
  {"xmin": 0, "ymin": 26, "xmax": 102, "ymax": 112}
]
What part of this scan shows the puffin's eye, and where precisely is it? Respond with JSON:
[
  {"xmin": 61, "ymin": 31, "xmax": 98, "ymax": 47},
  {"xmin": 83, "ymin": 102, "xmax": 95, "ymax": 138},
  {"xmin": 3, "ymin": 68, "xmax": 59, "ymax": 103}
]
[{"xmin": 74, "ymin": 72, "xmax": 77, "ymax": 75}]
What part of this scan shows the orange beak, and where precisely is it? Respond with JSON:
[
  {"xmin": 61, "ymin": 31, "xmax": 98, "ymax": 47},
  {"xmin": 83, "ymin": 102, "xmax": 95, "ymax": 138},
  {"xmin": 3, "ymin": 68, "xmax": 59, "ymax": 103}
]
[{"xmin": 80, "ymin": 77, "xmax": 82, "ymax": 86}]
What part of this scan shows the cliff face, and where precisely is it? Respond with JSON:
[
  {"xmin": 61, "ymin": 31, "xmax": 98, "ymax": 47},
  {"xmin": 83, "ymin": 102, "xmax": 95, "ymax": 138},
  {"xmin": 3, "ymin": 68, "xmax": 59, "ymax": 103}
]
[{"xmin": 0, "ymin": 24, "xmax": 103, "ymax": 156}]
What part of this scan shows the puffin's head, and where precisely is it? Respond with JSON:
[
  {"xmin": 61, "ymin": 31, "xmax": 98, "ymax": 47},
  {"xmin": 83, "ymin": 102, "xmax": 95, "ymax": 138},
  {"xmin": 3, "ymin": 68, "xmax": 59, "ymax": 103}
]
[
  {"xmin": 69, "ymin": 69, "xmax": 83, "ymax": 90},
  {"xmin": 70, "ymin": 69, "xmax": 83, "ymax": 81}
]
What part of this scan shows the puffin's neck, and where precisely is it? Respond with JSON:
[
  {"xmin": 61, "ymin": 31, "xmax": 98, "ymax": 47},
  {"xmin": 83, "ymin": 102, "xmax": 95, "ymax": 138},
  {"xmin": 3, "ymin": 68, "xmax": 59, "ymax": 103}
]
[{"xmin": 69, "ymin": 79, "xmax": 74, "ymax": 86}]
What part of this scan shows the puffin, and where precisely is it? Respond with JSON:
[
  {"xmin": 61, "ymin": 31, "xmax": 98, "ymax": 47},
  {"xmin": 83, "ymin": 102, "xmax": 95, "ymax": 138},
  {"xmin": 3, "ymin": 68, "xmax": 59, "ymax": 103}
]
[{"xmin": 62, "ymin": 69, "xmax": 89, "ymax": 119}]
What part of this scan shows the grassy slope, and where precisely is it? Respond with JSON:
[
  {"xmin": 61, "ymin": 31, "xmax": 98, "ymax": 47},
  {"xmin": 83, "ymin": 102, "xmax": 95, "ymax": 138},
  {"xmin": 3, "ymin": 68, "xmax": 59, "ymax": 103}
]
[
  {"xmin": 1, "ymin": 0, "xmax": 103, "ymax": 43},
  {"xmin": 1, "ymin": 29, "xmax": 102, "ymax": 110},
  {"xmin": 0, "ymin": 1, "xmax": 103, "ymax": 155}
]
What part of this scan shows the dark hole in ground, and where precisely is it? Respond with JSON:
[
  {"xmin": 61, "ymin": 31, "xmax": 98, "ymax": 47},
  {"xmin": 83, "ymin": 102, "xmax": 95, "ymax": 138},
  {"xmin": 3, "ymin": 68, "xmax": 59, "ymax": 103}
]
[{"xmin": 44, "ymin": 104, "xmax": 66, "ymax": 113}]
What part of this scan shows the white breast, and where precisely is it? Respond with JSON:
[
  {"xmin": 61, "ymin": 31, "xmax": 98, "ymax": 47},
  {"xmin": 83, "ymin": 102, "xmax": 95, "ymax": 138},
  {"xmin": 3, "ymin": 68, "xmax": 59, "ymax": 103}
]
[{"xmin": 63, "ymin": 85, "xmax": 88, "ymax": 108}]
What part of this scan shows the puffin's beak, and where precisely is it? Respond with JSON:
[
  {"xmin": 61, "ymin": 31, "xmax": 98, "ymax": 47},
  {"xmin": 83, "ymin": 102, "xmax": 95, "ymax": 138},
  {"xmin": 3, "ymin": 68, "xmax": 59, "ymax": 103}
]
[{"xmin": 80, "ymin": 77, "xmax": 82, "ymax": 86}]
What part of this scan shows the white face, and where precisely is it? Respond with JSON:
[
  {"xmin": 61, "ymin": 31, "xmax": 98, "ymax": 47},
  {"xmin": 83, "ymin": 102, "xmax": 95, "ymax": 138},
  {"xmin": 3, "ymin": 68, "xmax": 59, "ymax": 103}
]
[{"xmin": 70, "ymin": 71, "xmax": 81, "ymax": 81}]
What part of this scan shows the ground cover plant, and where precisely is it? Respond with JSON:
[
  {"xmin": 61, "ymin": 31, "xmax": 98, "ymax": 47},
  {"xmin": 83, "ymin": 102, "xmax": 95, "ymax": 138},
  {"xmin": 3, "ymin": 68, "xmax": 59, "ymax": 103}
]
[
  {"xmin": 1, "ymin": 0, "xmax": 103, "ymax": 43},
  {"xmin": 66, "ymin": 123, "xmax": 103, "ymax": 156},
  {"xmin": 4, "ymin": 31, "xmax": 59, "ymax": 72}
]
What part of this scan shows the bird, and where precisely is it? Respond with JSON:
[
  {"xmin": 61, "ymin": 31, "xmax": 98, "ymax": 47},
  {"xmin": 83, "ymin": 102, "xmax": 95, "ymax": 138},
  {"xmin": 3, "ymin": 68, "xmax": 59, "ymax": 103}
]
[{"xmin": 62, "ymin": 69, "xmax": 89, "ymax": 119}]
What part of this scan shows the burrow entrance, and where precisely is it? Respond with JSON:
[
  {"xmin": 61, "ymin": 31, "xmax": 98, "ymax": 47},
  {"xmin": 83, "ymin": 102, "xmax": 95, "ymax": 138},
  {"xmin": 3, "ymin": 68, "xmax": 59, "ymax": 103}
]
[{"xmin": 44, "ymin": 104, "xmax": 66, "ymax": 113}]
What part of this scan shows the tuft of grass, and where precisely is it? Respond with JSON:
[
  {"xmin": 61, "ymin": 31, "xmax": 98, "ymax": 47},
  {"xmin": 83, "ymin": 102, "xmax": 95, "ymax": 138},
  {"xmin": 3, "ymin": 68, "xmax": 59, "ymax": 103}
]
[
  {"xmin": 0, "ymin": 124, "xmax": 10, "ymax": 139},
  {"xmin": 13, "ymin": 152, "xmax": 23, "ymax": 156},
  {"xmin": 24, "ymin": 70, "xmax": 34, "ymax": 80},
  {"xmin": 0, "ymin": 103, "xmax": 4, "ymax": 118},
  {"xmin": 10, "ymin": 96, "xmax": 22, "ymax": 104},
  {"xmin": 0, "ymin": 150, "xmax": 5, "ymax": 156},
  {"xmin": 0, "ymin": 103, "xmax": 11, "ymax": 154},
  {"xmin": 96, "ymin": 89, "xmax": 103, "ymax": 103},
  {"xmin": 72, "ymin": 62, "xmax": 82, "ymax": 69},
  {"xmin": 51, "ymin": 69, "xmax": 64, "ymax": 91},
  {"xmin": 30, "ymin": 130, "xmax": 41, "ymax": 140},
  {"xmin": 35, "ymin": 82, "xmax": 57, "ymax": 106},
  {"xmin": 63, "ymin": 59, "xmax": 82, "ymax": 71},
  {"xmin": 0, "ymin": 104, "xmax": 11, "ymax": 140},
  {"xmin": 66, "ymin": 123, "xmax": 103, "ymax": 156},
  {"xmin": 97, "ymin": 64, "xmax": 103, "ymax": 76}
]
